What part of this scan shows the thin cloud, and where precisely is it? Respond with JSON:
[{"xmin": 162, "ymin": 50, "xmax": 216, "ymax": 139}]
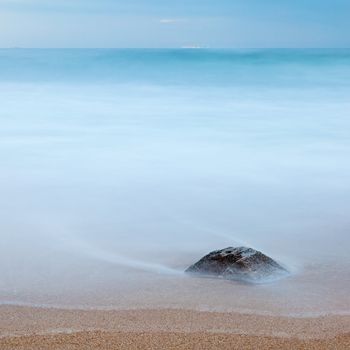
[{"xmin": 159, "ymin": 18, "xmax": 187, "ymax": 24}]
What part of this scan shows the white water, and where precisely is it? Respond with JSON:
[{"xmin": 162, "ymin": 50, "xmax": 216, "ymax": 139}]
[{"xmin": 0, "ymin": 50, "xmax": 350, "ymax": 315}]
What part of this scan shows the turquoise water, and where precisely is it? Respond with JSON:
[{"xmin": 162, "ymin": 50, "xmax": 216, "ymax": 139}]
[
  {"xmin": 0, "ymin": 49, "xmax": 349, "ymax": 314},
  {"xmin": 1, "ymin": 49, "xmax": 350, "ymax": 85}
]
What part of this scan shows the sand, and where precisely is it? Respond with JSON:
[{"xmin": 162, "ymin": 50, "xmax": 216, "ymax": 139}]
[
  {"xmin": 2, "ymin": 331, "xmax": 350, "ymax": 350},
  {"xmin": 0, "ymin": 306, "xmax": 349, "ymax": 349}
]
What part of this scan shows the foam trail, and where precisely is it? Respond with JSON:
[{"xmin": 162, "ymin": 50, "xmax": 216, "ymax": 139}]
[
  {"xmin": 178, "ymin": 217, "xmax": 253, "ymax": 248},
  {"xmin": 60, "ymin": 235, "xmax": 182, "ymax": 276},
  {"xmin": 30, "ymin": 217, "xmax": 183, "ymax": 276}
]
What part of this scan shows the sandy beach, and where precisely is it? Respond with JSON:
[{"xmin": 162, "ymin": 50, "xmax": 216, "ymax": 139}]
[{"xmin": 0, "ymin": 306, "xmax": 349, "ymax": 349}]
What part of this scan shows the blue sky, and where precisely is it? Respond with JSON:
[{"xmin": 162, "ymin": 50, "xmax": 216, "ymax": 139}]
[{"xmin": 0, "ymin": 0, "xmax": 349, "ymax": 48}]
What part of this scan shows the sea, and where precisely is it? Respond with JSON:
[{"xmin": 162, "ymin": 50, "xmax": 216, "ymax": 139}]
[{"xmin": 0, "ymin": 49, "xmax": 349, "ymax": 316}]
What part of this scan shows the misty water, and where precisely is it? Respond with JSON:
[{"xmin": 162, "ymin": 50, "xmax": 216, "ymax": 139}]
[{"xmin": 0, "ymin": 49, "xmax": 349, "ymax": 315}]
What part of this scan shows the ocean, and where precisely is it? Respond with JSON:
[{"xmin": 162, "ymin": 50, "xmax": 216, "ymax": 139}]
[{"xmin": 0, "ymin": 49, "xmax": 349, "ymax": 315}]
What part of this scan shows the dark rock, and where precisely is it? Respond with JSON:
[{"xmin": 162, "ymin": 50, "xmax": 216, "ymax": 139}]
[{"xmin": 185, "ymin": 246, "xmax": 288, "ymax": 282}]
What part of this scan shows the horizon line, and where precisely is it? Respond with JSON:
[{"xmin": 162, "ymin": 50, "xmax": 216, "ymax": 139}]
[{"xmin": 1, "ymin": 47, "xmax": 350, "ymax": 50}]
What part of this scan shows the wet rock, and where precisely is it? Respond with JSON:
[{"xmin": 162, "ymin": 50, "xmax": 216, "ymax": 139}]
[{"xmin": 185, "ymin": 246, "xmax": 288, "ymax": 282}]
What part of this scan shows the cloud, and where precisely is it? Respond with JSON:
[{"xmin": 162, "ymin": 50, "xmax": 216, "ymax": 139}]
[{"xmin": 159, "ymin": 18, "xmax": 187, "ymax": 24}]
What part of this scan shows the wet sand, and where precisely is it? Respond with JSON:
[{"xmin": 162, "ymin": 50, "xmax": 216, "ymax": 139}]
[{"xmin": 1, "ymin": 306, "xmax": 349, "ymax": 349}]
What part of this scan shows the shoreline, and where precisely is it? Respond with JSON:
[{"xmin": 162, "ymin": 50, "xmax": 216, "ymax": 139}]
[
  {"xmin": 1, "ymin": 300, "xmax": 350, "ymax": 318},
  {"xmin": 1, "ymin": 306, "xmax": 349, "ymax": 349}
]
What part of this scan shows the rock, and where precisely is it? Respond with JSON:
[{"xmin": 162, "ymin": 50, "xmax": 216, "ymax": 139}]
[{"xmin": 185, "ymin": 246, "xmax": 288, "ymax": 282}]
